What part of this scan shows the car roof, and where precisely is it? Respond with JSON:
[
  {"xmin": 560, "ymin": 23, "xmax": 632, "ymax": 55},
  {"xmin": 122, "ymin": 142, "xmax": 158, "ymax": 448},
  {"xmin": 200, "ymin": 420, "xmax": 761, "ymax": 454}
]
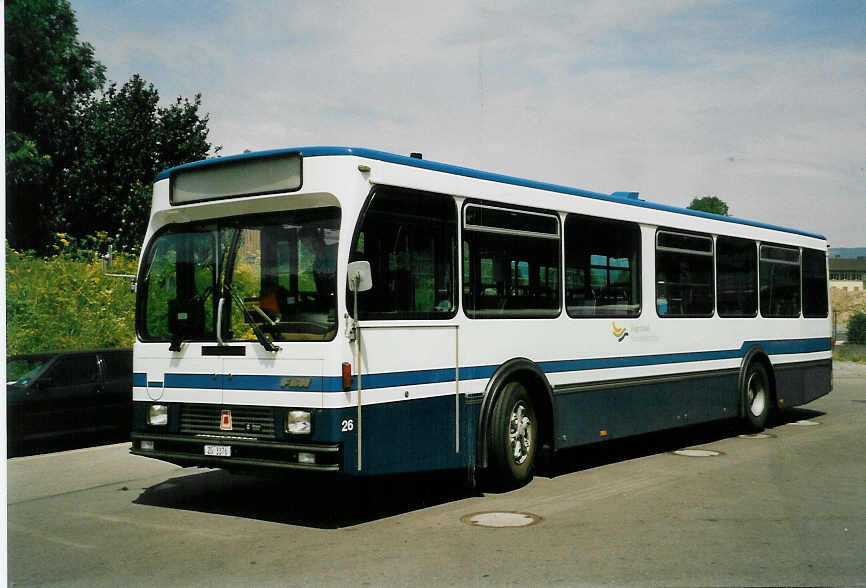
[{"xmin": 8, "ymin": 349, "xmax": 132, "ymax": 361}]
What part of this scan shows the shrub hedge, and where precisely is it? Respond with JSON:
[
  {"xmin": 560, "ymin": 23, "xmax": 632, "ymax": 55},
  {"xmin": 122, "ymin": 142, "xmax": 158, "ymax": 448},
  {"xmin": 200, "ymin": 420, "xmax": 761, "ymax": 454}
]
[
  {"xmin": 6, "ymin": 239, "xmax": 137, "ymax": 355},
  {"xmin": 848, "ymin": 312, "xmax": 866, "ymax": 345}
]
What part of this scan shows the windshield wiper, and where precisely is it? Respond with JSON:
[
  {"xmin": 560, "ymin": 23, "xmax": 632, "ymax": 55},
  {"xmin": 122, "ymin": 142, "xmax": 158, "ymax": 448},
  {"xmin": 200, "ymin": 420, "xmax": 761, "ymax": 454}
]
[{"xmin": 224, "ymin": 286, "xmax": 280, "ymax": 352}]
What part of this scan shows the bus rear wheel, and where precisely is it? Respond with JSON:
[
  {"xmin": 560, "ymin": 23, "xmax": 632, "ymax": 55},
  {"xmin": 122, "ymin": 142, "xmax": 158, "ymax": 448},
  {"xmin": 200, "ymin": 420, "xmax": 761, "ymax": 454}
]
[
  {"xmin": 487, "ymin": 382, "xmax": 537, "ymax": 489},
  {"xmin": 742, "ymin": 362, "xmax": 771, "ymax": 432}
]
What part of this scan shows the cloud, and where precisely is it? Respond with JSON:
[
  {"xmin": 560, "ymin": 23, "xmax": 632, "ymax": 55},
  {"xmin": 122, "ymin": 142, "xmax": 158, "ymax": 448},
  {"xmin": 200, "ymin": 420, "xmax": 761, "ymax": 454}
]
[{"xmin": 73, "ymin": 0, "xmax": 865, "ymax": 245}]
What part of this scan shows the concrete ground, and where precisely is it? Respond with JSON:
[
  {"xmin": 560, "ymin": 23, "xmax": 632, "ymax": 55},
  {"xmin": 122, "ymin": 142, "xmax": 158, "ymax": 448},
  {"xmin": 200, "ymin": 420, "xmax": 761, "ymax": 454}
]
[{"xmin": 7, "ymin": 362, "xmax": 865, "ymax": 587}]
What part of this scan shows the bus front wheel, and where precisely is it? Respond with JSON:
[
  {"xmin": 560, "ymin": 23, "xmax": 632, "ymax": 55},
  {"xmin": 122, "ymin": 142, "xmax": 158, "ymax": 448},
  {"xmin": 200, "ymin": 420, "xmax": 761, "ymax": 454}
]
[
  {"xmin": 487, "ymin": 381, "xmax": 537, "ymax": 489},
  {"xmin": 742, "ymin": 362, "xmax": 771, "ymax": 432}
]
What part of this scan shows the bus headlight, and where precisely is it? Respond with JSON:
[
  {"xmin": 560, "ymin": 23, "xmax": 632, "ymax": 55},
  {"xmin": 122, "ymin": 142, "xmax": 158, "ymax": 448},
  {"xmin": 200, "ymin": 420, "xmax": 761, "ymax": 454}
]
[
  {"xmin": 285, "ymin": 410, "xmax": 311, "ymax": 435},
  {"xmin": 147, "ymin": 404, "xmax": 168, "ymax": 426}
]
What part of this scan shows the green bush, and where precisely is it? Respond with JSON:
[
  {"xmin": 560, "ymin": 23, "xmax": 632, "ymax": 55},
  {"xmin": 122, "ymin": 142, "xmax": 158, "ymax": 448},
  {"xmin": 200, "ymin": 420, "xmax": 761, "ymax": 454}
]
[
  {"xmin": 848, "ymin": 312, "xmax": 866, "ymax": 345},
  {"xmin": 6, "ymin": 239, "xmax": 137, "ymax": 355}
]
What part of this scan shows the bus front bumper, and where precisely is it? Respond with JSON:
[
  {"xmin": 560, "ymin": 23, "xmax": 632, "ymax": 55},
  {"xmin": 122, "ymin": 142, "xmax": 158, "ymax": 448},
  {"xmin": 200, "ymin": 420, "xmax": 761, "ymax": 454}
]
[{"xmin": 130, "ymin": 432, "xmax": 342, "ymax": 472}]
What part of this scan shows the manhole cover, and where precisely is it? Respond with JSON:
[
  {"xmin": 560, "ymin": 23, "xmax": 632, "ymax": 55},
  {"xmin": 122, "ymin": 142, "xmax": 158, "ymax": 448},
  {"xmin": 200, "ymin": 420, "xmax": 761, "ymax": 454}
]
[
  {"xmin": 672, "ymin": 449, "xmax": 722, "ymax": 457},
  {"xmin": 788, "ymin": 420, "xmax": 820, "ymax": 426},
  {"xmin": 461, "ymin": 511, "xmax": 542, "ymax": 528},
  {"xmin": 737, "ymin": 433, "xmax": 775, "ymax": 439}
]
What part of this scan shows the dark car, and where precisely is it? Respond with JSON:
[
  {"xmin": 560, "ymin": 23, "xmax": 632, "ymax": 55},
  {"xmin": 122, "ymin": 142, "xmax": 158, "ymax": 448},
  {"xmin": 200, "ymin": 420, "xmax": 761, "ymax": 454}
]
[{"xmin": 7, "ymin": 349, "xmax": 132, "ymax": 456}]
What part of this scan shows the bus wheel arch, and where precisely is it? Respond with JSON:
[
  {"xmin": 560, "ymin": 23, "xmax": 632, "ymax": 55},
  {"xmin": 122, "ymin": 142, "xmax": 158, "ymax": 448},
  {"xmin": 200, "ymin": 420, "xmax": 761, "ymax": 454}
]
[
  {"xmin": 739, "ymin": 347, "xmax": 776, "ymax": 431},
  {"xmin": 477, "ymin": 358, "xmax": 554, "ymax": 487}
]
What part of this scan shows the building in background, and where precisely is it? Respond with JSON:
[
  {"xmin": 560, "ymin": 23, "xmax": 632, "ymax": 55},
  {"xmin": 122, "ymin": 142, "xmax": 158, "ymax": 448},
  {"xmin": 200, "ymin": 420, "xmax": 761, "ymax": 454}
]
[
  {"xmin": 829, "ymin": 257, "xmax": 866, "ymax": 292},
  {"xmin": 829, "ymin": 257, "xmax": 866, "ymax": 341}
]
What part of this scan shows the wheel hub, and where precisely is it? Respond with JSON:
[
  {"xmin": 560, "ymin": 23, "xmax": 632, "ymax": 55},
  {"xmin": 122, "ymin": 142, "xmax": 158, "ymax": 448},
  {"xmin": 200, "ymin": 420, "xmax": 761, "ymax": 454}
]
[
  {"xmin": 747, "ymin": 372, "xmax": 766, "ymax": 417},
  {"xmin": 509, "ymin": 402, "xmax": 532, "ymax": 465}
]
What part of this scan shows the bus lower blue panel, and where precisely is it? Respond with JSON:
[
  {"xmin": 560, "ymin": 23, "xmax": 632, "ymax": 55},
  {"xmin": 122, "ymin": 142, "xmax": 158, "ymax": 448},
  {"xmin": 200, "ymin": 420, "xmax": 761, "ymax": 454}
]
[
  {"xmin": 553, "ymin": 372, "xmax": 739, "ymax": 449},
  {"xmin": 774, "ymin": 361, "xmax": 832, "ymax": 408},
  {"xmin": 341, "ymin": 395, "xmax": 479, "ymax": 476}
]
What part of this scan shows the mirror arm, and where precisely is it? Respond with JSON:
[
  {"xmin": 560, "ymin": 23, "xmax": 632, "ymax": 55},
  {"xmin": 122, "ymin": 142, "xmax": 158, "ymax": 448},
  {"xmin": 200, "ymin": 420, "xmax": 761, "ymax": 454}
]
[
  {"xmin": 102, "ymin": 245, "xmax": 137, "ymax": 292},
  {"xmin": 353, "ymin": 273, "xmax": 360, "ymax": 336},
  {"xmin": 216, "ymin": 297, "xmax": 226, "ymax": 345}
]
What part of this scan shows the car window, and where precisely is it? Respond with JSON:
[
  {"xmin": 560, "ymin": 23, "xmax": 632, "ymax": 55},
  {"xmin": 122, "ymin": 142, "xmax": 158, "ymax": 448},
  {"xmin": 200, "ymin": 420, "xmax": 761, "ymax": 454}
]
[
  {"xmin": 7, "ymin": 358, "xmax": 48, "ymax": 385},
  {"xmin": 102, "ymin": 352, "xmax": 132, "ymax": 380},
  {"xmin": 46, "ymin": 356, "xmax": 99, "ymax": 386}
]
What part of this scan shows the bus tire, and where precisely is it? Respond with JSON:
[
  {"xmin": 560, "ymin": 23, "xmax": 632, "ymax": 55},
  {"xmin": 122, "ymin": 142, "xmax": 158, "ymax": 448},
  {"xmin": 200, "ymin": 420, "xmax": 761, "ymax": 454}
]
[
  {"xmin": 487, "ymin": 381, "xmax": 537, "ymax": 489},
  {"xmin": 742, "ymin": 362, "xmax": 771, "ymax": 432}
]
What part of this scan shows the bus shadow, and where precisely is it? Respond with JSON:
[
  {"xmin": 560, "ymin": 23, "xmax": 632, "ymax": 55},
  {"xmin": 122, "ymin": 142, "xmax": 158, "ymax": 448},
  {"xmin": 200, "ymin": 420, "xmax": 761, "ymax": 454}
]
[
  {"xmin": 545, "ymin": 407, "xmax": 826, "ymax": 478},
  {"xmin": 133, "ymin": 468, "xmax": 480, "ymax": 529},
  {"xmin": 133, "ymin": 407, "xmax": 826, "ymax": 527}
]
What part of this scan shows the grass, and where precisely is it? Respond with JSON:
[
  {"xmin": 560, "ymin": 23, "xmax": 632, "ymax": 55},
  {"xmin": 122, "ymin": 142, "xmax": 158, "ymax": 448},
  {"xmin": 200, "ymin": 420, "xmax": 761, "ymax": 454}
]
[
  {"xmin": 833, "ymin": 343, "xmax": 866, "ymax": 363},
  {"xmin": 6, "ymin": 242, "xmax": 137, "ymax": 355}
]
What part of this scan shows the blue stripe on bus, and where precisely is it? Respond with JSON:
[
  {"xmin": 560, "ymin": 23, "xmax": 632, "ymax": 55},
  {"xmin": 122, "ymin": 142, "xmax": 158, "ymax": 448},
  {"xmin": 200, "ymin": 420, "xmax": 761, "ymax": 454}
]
[
  {"xmin": 360, "ymin": 367, "xmax": 464, "ymax": 389},
  {"xmin": 154, "ymin": 147, "xmax": 825, "ymax": 240},
  {"xmin": 537, "ymin": 349, "xmax": 741, "ymax": 374},
  {"xmin": 229, "ymin": 374, "xmax": 325, "ymax": 392},
  {"xmin": 133, "ymin": 337, "xmax": 829, "ymax": 394},
  {"xmin": 757, "ymin": 337, "xmax": 831, "ymax": 354},
  {"xmin": 158, "ymin": 373, "xmax": 326, "ymax": 392},
  {"xmin": 163, "ymin": 373, "xmax": 219, "ymax": 389}
]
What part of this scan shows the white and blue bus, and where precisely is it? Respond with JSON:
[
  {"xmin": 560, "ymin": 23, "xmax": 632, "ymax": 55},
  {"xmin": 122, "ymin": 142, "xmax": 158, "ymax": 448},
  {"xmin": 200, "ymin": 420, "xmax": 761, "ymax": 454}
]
[{"xmin": 130, "ymin": 147, "xmax": 831, "ymax": 487}]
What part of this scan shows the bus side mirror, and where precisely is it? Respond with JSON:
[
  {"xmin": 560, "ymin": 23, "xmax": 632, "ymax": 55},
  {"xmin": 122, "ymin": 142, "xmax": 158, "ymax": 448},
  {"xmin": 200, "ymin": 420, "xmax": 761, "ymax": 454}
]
[
  {"xmin": 347, "ymin": 261, "xmax": 372, "ymax": 292},
  {"xmin": 102, "ymin": 244, "xmax": 138, "ymax": 292}
]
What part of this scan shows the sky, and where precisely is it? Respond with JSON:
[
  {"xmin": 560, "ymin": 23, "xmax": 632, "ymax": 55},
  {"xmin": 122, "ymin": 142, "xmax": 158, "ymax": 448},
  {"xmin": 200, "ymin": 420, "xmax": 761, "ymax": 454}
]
[{"xmin": 71, "ymin": 0, "xmax": 865, "ymax": 246}]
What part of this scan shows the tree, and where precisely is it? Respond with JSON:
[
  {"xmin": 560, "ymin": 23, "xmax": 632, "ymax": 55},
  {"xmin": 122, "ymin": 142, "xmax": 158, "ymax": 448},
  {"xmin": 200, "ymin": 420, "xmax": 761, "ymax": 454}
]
[
  {"xmin": 5, "ymin": 0, "xmax": 220, "ymax": 253},
  {"xmin": 63, "ymin": 75, "xmax": 219, "ymax": 250},
  {"xmin": 5, "ymin": 0, "xmax": 106, "ymax": 250},
  {"xmin": 687, "ymin": 196, "xmax": 730, "ymax": 216}
]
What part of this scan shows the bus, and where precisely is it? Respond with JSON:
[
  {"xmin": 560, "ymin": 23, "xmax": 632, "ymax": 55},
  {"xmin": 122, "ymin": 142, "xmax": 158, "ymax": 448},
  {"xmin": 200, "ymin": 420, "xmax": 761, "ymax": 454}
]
[{"xmin": 129, "ymin": 146, "xmax": 831, "ymax": 487}]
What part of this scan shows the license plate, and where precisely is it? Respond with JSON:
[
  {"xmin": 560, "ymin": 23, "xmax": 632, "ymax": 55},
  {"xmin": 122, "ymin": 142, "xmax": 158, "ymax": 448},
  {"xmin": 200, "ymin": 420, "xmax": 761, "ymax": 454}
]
[{"xmin": 204, "ymin": 444, "xmax": 231, "ymax": 457}]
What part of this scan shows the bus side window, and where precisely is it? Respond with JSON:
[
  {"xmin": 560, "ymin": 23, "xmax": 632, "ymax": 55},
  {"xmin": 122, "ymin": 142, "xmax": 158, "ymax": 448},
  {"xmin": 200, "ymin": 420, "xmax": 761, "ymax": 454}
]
[
  {"xmin": 349, "ymin": 188, "xmax": 457, "ymax": 319},
  {"xmin": 760, "ymin": 244, "xmax": 800, "ymax": 318},
  {"xmin": 655, "ymin": 231, "xmax": 714, "ymax": 317},
  {"xmin": 564, "ymin": 214, "xmax": 641, "ymax": 318},
  {"xmin": 802, "ymin": 248, "xmax": 828, "ymax": 318},
  {"xmin": 462, "ymin": 204, "xmax": 560, "ymax": 319},
  {"xmin": 717, "ymin": 236, "xmax": 757, "ymax": 317}
]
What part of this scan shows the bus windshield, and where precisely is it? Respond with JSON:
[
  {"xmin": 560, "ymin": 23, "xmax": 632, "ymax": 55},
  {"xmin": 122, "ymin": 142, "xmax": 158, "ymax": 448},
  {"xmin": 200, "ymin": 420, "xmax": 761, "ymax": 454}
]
[{"xmin": 139, "ymin": 208, "xmax": 340, "ymax": 344}]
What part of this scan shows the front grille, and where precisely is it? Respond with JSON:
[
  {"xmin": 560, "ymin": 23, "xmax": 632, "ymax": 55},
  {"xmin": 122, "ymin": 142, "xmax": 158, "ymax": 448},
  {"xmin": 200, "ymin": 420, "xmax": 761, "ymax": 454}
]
[{"xmin": 179, "ymin": 404, "xmax": 276, "ymax": 440}]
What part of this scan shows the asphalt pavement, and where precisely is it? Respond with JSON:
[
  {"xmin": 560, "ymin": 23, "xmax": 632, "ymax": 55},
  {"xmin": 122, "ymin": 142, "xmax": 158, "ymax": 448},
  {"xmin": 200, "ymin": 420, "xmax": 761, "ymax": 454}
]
[{"xmin": 7, "ymin": 361, "xmax": 865, "ymax": 587}]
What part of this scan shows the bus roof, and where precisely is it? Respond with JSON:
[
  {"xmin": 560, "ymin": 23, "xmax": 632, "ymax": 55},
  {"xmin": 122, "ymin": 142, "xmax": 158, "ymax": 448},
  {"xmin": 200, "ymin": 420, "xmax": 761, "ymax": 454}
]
[{"xmin": 155, "ymin": 146, "xmax": 826, "ymax": 241}]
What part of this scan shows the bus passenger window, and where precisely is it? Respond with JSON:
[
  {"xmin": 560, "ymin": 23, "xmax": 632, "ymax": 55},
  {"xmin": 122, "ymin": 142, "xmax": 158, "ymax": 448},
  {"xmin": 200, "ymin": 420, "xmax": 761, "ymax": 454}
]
[
  {"xmin": 802, "ymin": 249, "xmax": 828, "ymax": 318},
  {"xmin": 717, "ymin": 236, "xmax": 757, "ymax": 317},
  {"xmin": 462, "ymin": 204, "xmax": 560, "ymax": 318},
  {"xmin": 655, "ymin": 231, "xmax": 714, "ymax": 317},
  {"xmin": 760, "ymin": 245, "xmax": 800, "ymax": 317},
  {"xmin": 565, "ymin": 215, "xmax": 641, "ymax": 318},
  {"xmin": 348, "ymin": 187, "xmax": 457, "ymax": 320}
]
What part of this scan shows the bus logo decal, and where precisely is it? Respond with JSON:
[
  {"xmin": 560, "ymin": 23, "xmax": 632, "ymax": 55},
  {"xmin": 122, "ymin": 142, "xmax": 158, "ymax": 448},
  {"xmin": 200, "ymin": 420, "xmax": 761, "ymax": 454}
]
[
  {"xmin": 612, "ymin": 322, "xmax": 629, "ymax": 342},
  {"xmin": 281, "ymin": 377, "xmax": 312, "ymax": 389},
  {"xmin": 220, "ymin": 409, "xmax": 233, "ymax": 430}
]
